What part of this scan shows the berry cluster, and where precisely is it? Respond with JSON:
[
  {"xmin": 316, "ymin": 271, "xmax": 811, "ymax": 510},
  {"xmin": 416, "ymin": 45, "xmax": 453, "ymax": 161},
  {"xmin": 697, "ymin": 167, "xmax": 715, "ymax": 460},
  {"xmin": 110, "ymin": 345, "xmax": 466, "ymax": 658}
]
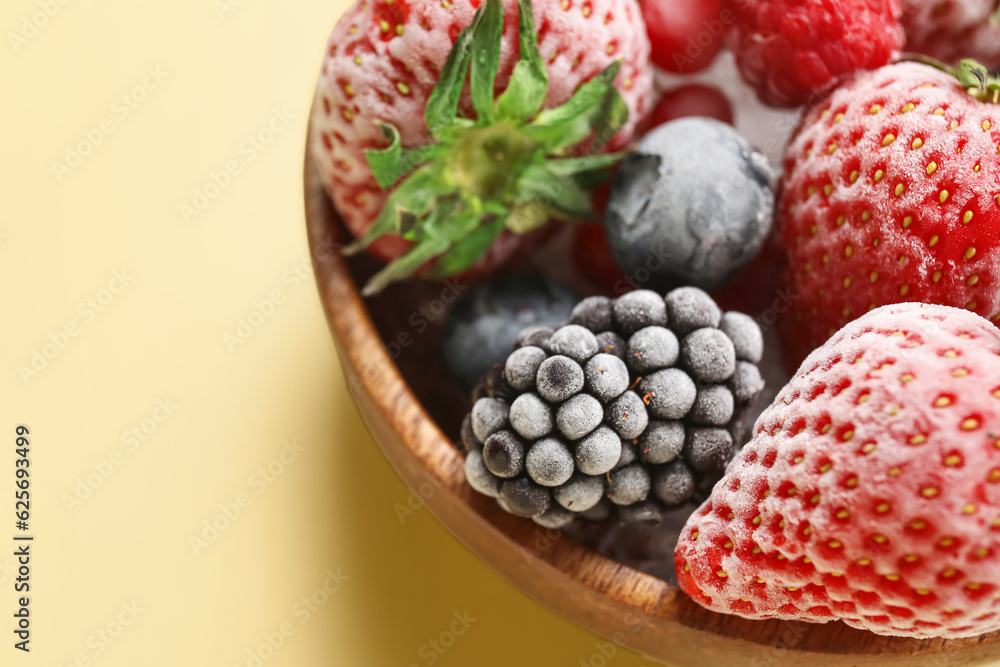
[{"xmin": 459, "ymin": 287, "xmax": 765, "ymax": 528}]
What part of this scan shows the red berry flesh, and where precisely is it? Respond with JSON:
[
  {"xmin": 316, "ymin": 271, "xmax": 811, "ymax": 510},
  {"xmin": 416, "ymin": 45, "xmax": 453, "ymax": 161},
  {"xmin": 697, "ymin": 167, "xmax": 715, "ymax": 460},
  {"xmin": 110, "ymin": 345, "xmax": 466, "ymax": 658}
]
[{"xmin": 643, "ymin": 0, "xmax": 725, "ymax": 74}]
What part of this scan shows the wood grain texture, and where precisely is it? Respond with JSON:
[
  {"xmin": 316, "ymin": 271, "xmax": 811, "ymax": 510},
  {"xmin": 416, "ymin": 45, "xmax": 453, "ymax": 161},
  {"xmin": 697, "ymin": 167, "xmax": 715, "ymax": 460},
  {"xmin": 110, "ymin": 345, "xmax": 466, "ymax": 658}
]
[{"xmin": 303, "ymin": 135, "xmax": 1000, "ymax": 666}]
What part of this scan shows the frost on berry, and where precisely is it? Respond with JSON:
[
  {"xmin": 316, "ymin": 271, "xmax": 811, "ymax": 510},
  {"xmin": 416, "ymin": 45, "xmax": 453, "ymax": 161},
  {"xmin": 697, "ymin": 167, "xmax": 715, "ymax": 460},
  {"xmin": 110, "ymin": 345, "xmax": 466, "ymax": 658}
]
[{"xmin": 676, "ymin": 303, "xmax": 1000, "ymax": 638}]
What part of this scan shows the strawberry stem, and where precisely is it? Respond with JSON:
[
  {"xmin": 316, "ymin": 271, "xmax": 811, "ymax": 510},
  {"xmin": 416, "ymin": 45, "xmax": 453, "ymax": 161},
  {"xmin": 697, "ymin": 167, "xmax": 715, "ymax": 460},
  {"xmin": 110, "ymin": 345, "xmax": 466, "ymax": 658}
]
[
  {"xmin": 903, "ymin": 54, "xmax": 1000, "ymax": 104},
  {"xmin": 348, "ymin": 0, "xmax": 630, "ymax": 295}
]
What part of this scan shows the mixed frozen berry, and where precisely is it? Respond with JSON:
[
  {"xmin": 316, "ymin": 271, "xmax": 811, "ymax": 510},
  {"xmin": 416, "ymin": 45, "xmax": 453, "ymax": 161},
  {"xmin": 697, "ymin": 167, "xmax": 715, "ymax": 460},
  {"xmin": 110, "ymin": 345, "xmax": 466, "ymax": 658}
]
[{"xmin": 458, "ymin": 287, "xmax": 765, "ymax": 527}]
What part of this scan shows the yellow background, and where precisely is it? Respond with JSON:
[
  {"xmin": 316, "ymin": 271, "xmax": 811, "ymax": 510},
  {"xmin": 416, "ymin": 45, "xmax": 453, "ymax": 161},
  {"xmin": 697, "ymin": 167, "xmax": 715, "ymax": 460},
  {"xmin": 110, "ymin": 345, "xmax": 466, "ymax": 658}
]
[{"xmin": 1, "ymin": 0, "xmax": 657, "ymax": 664}]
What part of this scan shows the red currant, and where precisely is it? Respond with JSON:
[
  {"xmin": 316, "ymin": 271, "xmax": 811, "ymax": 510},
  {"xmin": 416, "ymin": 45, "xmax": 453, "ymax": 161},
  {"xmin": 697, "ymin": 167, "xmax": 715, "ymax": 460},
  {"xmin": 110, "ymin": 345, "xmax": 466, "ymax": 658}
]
[
  {"xmin": 649, "ymin": 84, "xmax": 734, "ymax": 128},
  {"xmin": 642, "ymin": 0, "xmax": 725, "ymax": 73}
]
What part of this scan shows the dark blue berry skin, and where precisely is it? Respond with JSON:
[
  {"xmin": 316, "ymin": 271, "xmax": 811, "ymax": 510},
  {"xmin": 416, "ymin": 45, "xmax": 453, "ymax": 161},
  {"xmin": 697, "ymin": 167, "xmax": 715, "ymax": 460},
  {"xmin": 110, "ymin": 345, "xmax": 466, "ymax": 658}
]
[
  {"xmin": 605, "ymin": 118, "xmax": 774, "ymax": 292},
  {"xmin": 500, "ymin": 477, "xmax": 551, "ymax": 517},
  {"xmin": 442, "ymin": 275, "xmax": 579, "ymax": 390}
]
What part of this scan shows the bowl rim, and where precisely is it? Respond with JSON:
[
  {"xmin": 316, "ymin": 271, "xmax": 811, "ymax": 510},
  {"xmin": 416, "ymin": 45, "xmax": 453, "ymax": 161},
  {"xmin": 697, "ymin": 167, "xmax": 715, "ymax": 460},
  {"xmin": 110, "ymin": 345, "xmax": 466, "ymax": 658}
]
[{"xmin": 303, "ymin": 130, "xmax": 1000, "ymax": 666}]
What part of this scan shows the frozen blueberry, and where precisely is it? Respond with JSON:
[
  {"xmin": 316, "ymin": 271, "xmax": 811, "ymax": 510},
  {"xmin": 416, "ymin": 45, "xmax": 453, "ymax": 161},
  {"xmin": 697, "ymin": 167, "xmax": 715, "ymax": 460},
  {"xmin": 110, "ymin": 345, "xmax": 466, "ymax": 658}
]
[
  {"xmin": 613, "ymin": 290, "xmax": 668, "ymax": 337},
  {"xmin": 639, "ymin": 420, "xmax": 685, "ymax": 464},
  {"xmin": 582, "ymin": 353, "xmax": 629, "ymax": 404},
  {"xmin": 509, "ymin": 393, "xmax": 554, "ymax": 440},
  {"xmin": 442, "ymin": 275, "xmax": 578, "ymax": 390},
  {"xmin": 639, "ymin": 369, "xmax": 696, "ymax": 420},
  {"xmin": 464, "ymin": 449, "xmax": 502, "ymax": 498},
  {"xmin": 689, "ymin": 385, "xmax": 735, "ymax": 426},
  {"xmin": 483, "ymin": 430, "xmax": 526, "ymax": 478},
  {"xmin": 570, "ymin": 296, "xmax": 614, "ymax": 332},
  {"xmin": 665, "ymin": 287, "xmax": 722, "ymax": 336},
  {"xmin": 516, "ymin": 326, "xmax": 554, "ymax": 351},
  {"xmin": 595, "ymin": 331, "xmax": 626, "ymax": 361},
  {"xmin": 526, "ymin": 438, "xmax": 575, "ymax": 487},
  {"xmin": 500, "ymin": 477, "xmax": 551, "ymax": 517},
  {"xmin": 627, "ymin": 326, "xmax": 679, "ymax": 373},
  {"xmin": 460, "ymin": 413, "xmax": 481, "ymax": 452},
  {"xmin": 604, "ymin": 118, "xmax": 774, "ymax": 292},
  {"xmin": 607, "ymin": 464, "xmax": 651, "ymax": 506},
  {"xmin": 554, "ymin": 474, "xmax": 605, "ymax": 512},
  {"xmin": 604, "ymin": 391, "xmax": 649, "ymax": 440},
  {"xmin": 680, "ymin": 328, "xmax": 736, "ymax": 384},
  {"xmin": 532, "ymin": 504, "xmax": 575, "ymax": 528},
  {"xmin": 505, "ymin": 346, "xmax": 547, "ymax": 391},
  {"xmin": 574, "ymin": 426, "xmax": 622, "ymax": 475},
  {"xmin": 618, "ymin": 500, "xmax": 665, "ymax": 524},
  {"xmin": 579, "ymin": 498, "xmax": 614, "ymax": 522},
  {"xmin": 683, "ymin": 428, "xmax": 734, "ymax": 474},
  {"xmin": 549, "ymin": 325, "xmax": 600, "ymax": 363},
  {"xmin": 471, "ymin": 398, "xmax": 510, "ymax": 443},
  {"xmin": 536, "ymin": 355, "xmax": 585, "ymax": 403},
  {"xmin": 556, "ymin": 394, "xmax": 603, "ymax": 440},
  {"xmin": 653, "ymin": 460, "xmax": 695, "ymax": 506},
  {"xmin": 720, "ymin": 312, "xmax": 763, "ymax": 364},
  {"xmin": 614, "ymin": 438, "xmax": 639, "ymax": 470},
  {"xmin": 730, "ymin": 361, "xmax": 765, "ymax": 403}
]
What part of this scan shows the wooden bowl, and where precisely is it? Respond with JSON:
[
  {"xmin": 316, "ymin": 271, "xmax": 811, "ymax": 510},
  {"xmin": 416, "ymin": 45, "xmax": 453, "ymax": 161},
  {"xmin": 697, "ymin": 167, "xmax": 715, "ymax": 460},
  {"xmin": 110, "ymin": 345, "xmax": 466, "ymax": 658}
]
[{"xmin": 303, "ymin": 136, "xmax": 1000, "ymax": 666}]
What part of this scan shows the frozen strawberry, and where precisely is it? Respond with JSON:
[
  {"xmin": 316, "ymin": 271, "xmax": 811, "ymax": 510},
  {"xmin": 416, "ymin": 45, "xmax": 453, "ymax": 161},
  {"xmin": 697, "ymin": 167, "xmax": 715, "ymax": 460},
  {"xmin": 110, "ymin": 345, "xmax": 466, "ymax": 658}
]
[
  {"xmin": 310, "ymin": 0, "xmax": 652, "ymax": 293},
  {"xmin": 778, "ymin": 61, "xmax": 1000, "ymax": 365},
  {"xmin": 676, "ymin": 303, "xmax": 1000, "ymax": 638},
  {"xmin": 902, "ymin": 0, "xmax": 1000, "ymax": 70},
  {"xmin": 725, "ymin": 0, "xmax": 904, "ymax": 107}
]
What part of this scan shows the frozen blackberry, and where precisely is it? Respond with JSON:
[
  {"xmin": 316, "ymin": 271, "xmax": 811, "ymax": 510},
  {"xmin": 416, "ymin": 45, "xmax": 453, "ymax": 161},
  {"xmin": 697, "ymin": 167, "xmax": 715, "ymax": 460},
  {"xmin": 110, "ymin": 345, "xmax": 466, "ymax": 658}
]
[
  {"xmin": 533, "ymin": 504, "xmax": 575, "ymax": 529},
  {"xmin": 730, "ymin": 361, "xmax": 765, "ymax": 403},
  {"xmin": 639, "ymin": 420, "xmax": 684, "ymax": 464},
  {"xmin": 556, "ymin": 394, "xmax": 603, "ymax": 440},
  {"xmin": 548, "ymin": 325, "xmax": 600, "ymax": 363},
  {"xmin": 483, "ymin": 430, "xmax": 526, "ymax": 478},
  {"xmin": 613, "ymin": 290, "xmax": 667, "ymax": 337},
  {"xmin": 504, "ymin": 346, "xmax": 547, "ymax": 391},
  {"xmin": 499, "ymin": 477, "xmax": 551, "ymax": 517},
  {"xmin": 456, "ymin": 286, "xmax": 765, "ymax": 528},
  {"xmin": 683, "ymin": 428, "xmax": 733, "ymax": 474},
  {"xmin": 626, "ymin": 326, "xmax": 679, "ymax": 373},
  {"xmin": 618, "ymin": 499, "xmax": 665, "ymax": 524},
  {"xmin": 582, "ymin": 353, "xmax": 629, "ymax": 404},
  {"xmin": 536, "ymin": 355, "xmax": 584, "ymax": 403},
  {"xmin": 460, "ymin": 414, "xmax": 481, "ymax": 453},
  {"xmin": 574, "ymin": 426, "xmax": 621, "ymax": 475},
  {"xmin": 525, "ymin": 437, "xmax": 575, "ymax": 487},
  {"xmin": 680, "ymin": 328, "xmax": 736, "ymax": 383},
  {"xmin": 614, "ymin": 438, "xmax": 639, "ymax": 469},
  {"xmin": 471, "ymin": 398, "xmax": 510, "ymax": 443},
  {"xmin": 515, "ymin": 326, "xmax": 554, "ymax": 351},
  {"xmin": 509, "ymin": 393, "xmax": 553, "ymax": 440},
  {"xmin": 719, "ymin": 312, "xmax": 764, "ymax": 364},
  {"xmin": 464, "ymin": 449, "xmax": 502, "ymax": 498},
  {"xmin": 595, "ymin": 331, "xmax": 626, "ymax": 360},
  {"xmin": 665, "ymin": 287, "xmax": 722, "ymax": 336},
  {"xmin": 652, "ymin": 460, "xmax": 695, "ymax": 506},
  {"xmin": 607, "ymin": 464, "xmax": 651, "ymax": 506},
  {"xmin": 570, "ymin": 296, "xmax": 614, "ymax": 333},
  {"xmin": 689, "ymin": 385, "xmax": 735, "ymax": 426},
  {"xmin": 554, "ymin": 474, "xmax": 605, "ymax": 512},
  {"xmin": 604, "ymin": 391, "xmax": 648, "ymax": 439},
  {"xmin": 639, "ymin": 369, "xmax": 696, "ymax": 420}
]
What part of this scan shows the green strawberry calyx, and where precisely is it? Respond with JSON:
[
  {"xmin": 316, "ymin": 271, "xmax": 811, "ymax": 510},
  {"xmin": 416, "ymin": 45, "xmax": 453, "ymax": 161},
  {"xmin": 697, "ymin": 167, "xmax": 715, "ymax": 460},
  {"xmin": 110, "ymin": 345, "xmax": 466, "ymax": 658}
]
[
  {"xmin": 343, "ymin": 0, "xmax": 628, "ymax": 296},
  {"xmin": 907, "ymin": 55, "xmax": 1000, "ymax": 104}
]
